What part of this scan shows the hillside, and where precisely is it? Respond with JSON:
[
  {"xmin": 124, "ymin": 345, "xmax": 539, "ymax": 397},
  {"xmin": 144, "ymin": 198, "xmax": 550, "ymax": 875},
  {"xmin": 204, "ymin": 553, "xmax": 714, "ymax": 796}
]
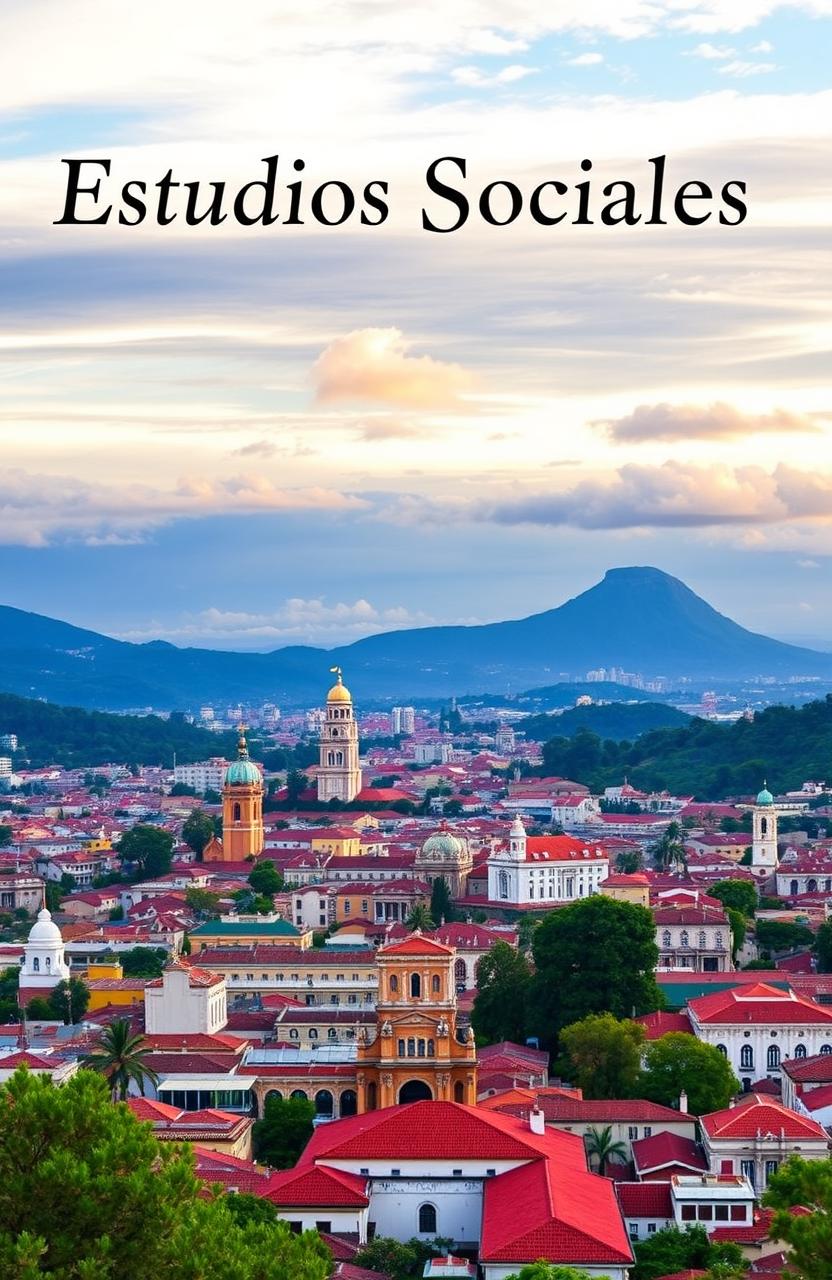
[
  {"xmin": 0, "ymin": 693, "xmax": 237, "ymax": 770},
  {"xmin": 537, "ymin": 695, "xmax": 832, "ymax": 799},
  {"xmin": 520, "ymin": 701, "xmax": 690, "ymax": 742},
  {"xmin": 0, "ymin": 567, "xmax": 829, "ymax": 708}
]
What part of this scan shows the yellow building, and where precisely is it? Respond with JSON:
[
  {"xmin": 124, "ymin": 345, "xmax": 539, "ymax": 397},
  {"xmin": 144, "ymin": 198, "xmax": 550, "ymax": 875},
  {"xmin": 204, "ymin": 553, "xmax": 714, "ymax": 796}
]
[
  {"xmin": 598, "ymin": 873, "xmax": 651, "ymax": 909},
  {"xmin": 334, "ymin": 881, "xmax": 430, "ymax": 926},
  {"xmin": 84, "ymin": 960, "xmax": 148, "ymax": 1011},
  {"xmin": 310, "ymin": 830, "xmax": 361, "ymax": 858},
  {"xmin": 356, "ymin": 933, "xmax": 477, "ymax": 1111}
]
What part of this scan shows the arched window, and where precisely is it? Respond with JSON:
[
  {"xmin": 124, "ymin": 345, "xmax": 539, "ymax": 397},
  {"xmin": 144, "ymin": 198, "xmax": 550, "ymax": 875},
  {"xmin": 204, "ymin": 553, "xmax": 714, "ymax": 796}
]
[
  {"xmin": 716, "ymin": 1043, "xmax": 727, "ymax": 1056},
  {"xmin": 431, "ymin": 974, "xmax": 440, "ymax": 994},
  {"xmin": 822, "ymin": 1044, "xmax": 832, "ymax": 1056},
  {"xmin": 32, "ymin": 957, "xmax": 39, "ymax": 972},
  {"xmin": 715, "ymin": 932, "xmax": 724, "ymax": 949},
  {"xmin": 410, "ymin": 973, "xmax": 421, "ymax": 999},
  {"xmin": 662, "ymin": 930, "xmax": 671, "ymax": 947},
  {"xmin": 790, "ymin": 880, "xmax": 799, "ymax": 897},
  {"xmin": 767, "ymin": 1044, "xmax": 781, "ymax": 1071},
  {"xmin": 390, "ymin": 974, "xmax": 398, "ymax": 993},
  {"xmin": 336, "ymin": 751, "xmax": 343, "ymax": 766},
  {"xmin": 289, "ymin": 1028, "xmax": 299, "ymax": 1040},
  {"xmin": 290, "ymin": 1089, "xmax": 308, "ymax": 1100},
  {"xmin": 761, "ymin": 817, "xmax": 768, "ymax": 836},
  {"xmin": 794, "ymin": 1043, "xmax": 807, "ymax": 1059},
  {"xmin": 808, "ymin": 879, "xmax": 818, "ymax": 894},
  {"xmin": 418, "ymin": 1039, "xmax": 426, "ymax": 1057},
  {"xmin": 454, "ymin": 958, "xmax": 466, "ymax": 981},
  {"xmin": 740, "ymin": 1044, "xmax": 754, "ymax": 1069},
  {"xmin": 45, "ymin": 957, "xmax": 51, "ymax": 970},
  {"xmin": 498, "ymin": 869, "xmax": 509, "ymax": 900},
  {"xmin": 418, "ymin": 1204, "xmax": 437, "ymax": 1234},
  {"xmin": 327, "ymin": 751, "xmax": 335, "ymax": 766},
  {"xmin": 233, "ymin": 802, "xmax": 241, "ymax": 822},
  {"xmin": 427, "ymin": 1039, "xmax": 435, "ymax": 1056},
  {"xmin": 265, "ymin": 1089, "xmax": 282, "ymax": 1103},
  {"xmin": 328, "ymin": 1028, "xmax": 337, "ymax": 1040},
  {"xmin": 699, "ymin": 931, "xmax": 707, "ymax": 948},
  {"xmin": 680, "ymin": 930, "xmax": 689, "ymax": 947},
  {"xmin": 309, "ymin": 1028, "xmax": 318, "ymax": 1039}
]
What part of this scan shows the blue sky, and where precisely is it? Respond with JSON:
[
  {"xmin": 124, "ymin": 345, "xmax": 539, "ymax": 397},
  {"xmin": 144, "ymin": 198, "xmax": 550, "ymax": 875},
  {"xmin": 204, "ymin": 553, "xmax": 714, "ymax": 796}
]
[{"xmin": 0, "ymin": 0, "xmax": 830, "ymax": 650}]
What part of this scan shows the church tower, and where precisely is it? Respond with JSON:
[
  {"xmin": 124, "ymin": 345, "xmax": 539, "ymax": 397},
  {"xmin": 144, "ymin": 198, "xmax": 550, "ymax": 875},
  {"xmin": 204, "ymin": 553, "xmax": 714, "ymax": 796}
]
[
  {"xmin": 356, "ymin": 933, "xmax": 477, "ymax": 1113},
  {"xmin": 209, "ymin": 726, "xmax": 264, "ymax": 862},
  {"xmin": 20, "ymin": 908, "xmax": 70, "ymax": 992},
  {"xmin": 751, "ymin": 783, "xmax": 778, "ymax": 876},
  {"xmin": 317, "ymin": 667, "xmax": 362, "ymax": 803}
]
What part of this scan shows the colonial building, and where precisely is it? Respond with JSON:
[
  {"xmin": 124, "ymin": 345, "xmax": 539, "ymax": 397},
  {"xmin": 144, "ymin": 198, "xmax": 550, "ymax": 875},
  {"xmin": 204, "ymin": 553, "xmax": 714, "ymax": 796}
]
[
  {"xmin": 144, "ymin": 957, "xmax": 228, "ymax": 1035},
  {"xmin": 487, "ymin": 817, "xmax": 609, "ymax": 908},
  {"xmin": 700, "ymin": 1093, "xmax": 829, "ymax": 1190},
  {"xmin": 317, "ymin": 669, "xmax": 362, "ymax": 803},
  {"xmin": 414, "ymin": 823, "xmax": 474, "ymax": 898},
  {"xmin": 193, "ymin": 944, "xmax": 378, "ymax": 1006},
  {"xmin": 203, "ymin": 727, "xmax": 264, "ymax": 863},
  {"xmin": 356, "ymin": 933, "xmax": 477, "ymax": 1111},
  {"xmin": 19, "ymin": 907, "xmax": 70, "ymax": 1001},
  {"xmin": 654, "ymin": 902, "xmax": 733, "ymax": 973}
]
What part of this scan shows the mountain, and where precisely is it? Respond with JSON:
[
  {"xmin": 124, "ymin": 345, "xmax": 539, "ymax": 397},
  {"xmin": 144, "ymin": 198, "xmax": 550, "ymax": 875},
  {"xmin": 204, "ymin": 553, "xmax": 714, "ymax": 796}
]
[
  {"xmin": 519, "ymin": 701, "xmax": 691, "ymax": 742},
  {"xmin": 0, "ymin": 567, "xmax": 830, "ymax": 710}
]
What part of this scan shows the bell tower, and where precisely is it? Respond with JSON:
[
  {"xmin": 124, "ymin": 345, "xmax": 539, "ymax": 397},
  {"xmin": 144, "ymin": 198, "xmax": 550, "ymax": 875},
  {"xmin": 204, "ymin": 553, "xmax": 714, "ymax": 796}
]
[
  {"xmin": 751, "ymin": 782, "xmax": 778, "ymax": 876},
  {"xmin": 213, "ymin": 726, "xmax": 264, "ymax": 861},
  {"xmin": 356, "ymin": 934, "xmax": 477, "ymax": 1113},
  {"xmin": 317, "ymin": 667, "xmax": 362, "ymax": 803}
]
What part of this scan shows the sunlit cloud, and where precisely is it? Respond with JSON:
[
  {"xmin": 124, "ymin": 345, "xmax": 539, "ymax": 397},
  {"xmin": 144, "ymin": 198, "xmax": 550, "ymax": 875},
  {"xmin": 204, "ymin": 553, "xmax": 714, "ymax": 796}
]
[{"xmin": 311, "ymin": 328, "xmax": 473, "ymax": 409}]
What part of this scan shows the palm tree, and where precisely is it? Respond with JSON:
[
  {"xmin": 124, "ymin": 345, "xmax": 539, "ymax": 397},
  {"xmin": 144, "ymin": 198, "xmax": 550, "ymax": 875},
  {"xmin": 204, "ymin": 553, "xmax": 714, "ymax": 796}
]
[
  {"xmin": 82, "ymin": 1019, "xmax": 159, "ymax": 1101},
  {"xmin": 406, "ymin": 904, "xmax": 435, "ymax": 932},
  {"xmin": 585, "ymin": 1125, "xmax": 628, "ymax": 1176}
]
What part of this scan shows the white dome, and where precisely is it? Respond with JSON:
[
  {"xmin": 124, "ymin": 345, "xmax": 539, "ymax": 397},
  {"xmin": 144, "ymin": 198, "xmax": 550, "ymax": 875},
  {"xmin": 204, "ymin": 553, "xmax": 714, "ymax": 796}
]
[{"xmin": 27, "ymin": 908, "xmax": 63, "ymax": 945}]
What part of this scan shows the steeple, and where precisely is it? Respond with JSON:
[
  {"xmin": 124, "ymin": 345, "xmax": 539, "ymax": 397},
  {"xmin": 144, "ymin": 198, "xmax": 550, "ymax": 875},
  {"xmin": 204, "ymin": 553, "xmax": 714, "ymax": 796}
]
[{"xmin": 317, "ymin": 668, "xmax": 362, "ymax": 802}]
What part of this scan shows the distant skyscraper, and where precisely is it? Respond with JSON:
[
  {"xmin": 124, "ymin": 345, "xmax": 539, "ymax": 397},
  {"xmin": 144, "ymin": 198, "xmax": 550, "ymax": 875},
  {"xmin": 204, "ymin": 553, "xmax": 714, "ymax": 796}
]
[
  {"xmin": 391, "ymin": 706, "xmax": 415, "ymax": 735},
  {"xmin": 495, "ymin": 725, "xmax": 516, "ymax": 753}
]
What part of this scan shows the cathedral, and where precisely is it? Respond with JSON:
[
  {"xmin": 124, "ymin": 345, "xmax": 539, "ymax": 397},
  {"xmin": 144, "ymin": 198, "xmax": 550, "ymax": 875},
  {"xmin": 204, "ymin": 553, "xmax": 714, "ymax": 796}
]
[
  {"xmin": 316, "ymin": 667, "xmax": 362, "ymax": 803},
  {"xmin": 414, "ymin": 821, "xmax": 473, "ymax": 898}
]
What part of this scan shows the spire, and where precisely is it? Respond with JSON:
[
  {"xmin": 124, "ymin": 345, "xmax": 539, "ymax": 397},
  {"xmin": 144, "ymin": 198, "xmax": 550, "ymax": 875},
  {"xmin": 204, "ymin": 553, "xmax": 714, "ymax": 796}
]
[{"xmin": 236, "ymin": 722, "xmax": 249, "ymax": 759}]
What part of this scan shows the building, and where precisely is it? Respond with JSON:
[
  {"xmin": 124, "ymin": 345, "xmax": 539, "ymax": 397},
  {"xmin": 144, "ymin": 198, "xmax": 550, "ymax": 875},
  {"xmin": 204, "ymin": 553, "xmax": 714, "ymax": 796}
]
[
  {"xmin": 598, "ymin": 872, "xmax": 651, "ymax": 908},
  {"xmin": 172, "ymin": 758, "xmax": 229, "ymax": 794},
  {"xmin": 281, "ymin": 1100, "xmax": 632, "ymax": 1278},
  {"xmin": 655, "ymin": 902, "xmax": 733, "ymax": 973},
  {"xmin": 391, "ymin": 706, "xmax": 416, "ymax": 736},
  {"xmin": 699, "ymin": 1094, "xmax": 829, "ymax": 1190},
  {"xmin": 414, "ymin": 823, "xmax": 474, "ymax": 898},
  {"xmin": 317, "ymin": 669, "xmax": 362, "ymax": 803},
  {"xmin": 189, "ymin": 915, "xmax": 308, "ymax": 951},
  {"xmin": 0, "ymin": 874, "xmax": 45, "ymax": 915},
  {"xmin": 18, "ymin": 907, "xmax": 70, "ymax": 1000},
  {"xmin": 145, "ymin": 958, "xmax": 228, "ymax": 1035},
  {"xmin": 127, "ymin": 1097, "xmax": 252, "ymax": 1160},
  {"xmin": 492, "ymin": 1095, "xmax": 697, "ymax": 1164},
  {"xmin": 487, "ymin": 817, "xmax": 609, "ymax": 907},
  {"xmin": 751, "ymin": 785, "xmax": 779, "ymax": 878},
  {"xmin": 687, "ymin": 982, "xmax": 832, "ymax": 1090},
  {"xmin": 494, "ymin": 726, "xmax": 515, "ymax": 754},
  {"xmin": 203, "ymin": 728, "xmax": 264, "ymax": 863},
  {"xmin": 334, "ymin": 880, "xmax": 431, "ymax": 926},
  {"xmin": 356, "ymin": 933, "xmax": 477, "ymax": 1111},
  {"xmin": 193, "ymin": 945, "xmax": 378, "ymax": 1005}
]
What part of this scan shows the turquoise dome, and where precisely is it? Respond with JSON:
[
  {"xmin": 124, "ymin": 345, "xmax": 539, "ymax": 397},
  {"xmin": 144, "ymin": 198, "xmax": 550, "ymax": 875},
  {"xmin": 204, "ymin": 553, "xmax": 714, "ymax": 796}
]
[
  {"xmin": 225, "ymin": 757, "xmax": 261, "ymax": 786},
  {"xmin": 756, "ymin": 786, "xmax": 774, "ymax": 806}
]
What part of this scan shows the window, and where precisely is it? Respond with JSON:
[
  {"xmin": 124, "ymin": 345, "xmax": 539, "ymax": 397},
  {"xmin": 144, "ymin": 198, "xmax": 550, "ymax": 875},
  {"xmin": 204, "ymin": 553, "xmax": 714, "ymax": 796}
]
[
  {"xmin": 767, "ymin": 1044, "xmax": 781, "ymax": 1071},
  {"xmin": 390, "ymin": 975, "xmax": 398, "ymax": 992},
  {"xmin": 715, "ymin": 1205, "xmax": 729, "ymax": 1221},
  {"xmin": 407, "ymin": 1037, "xmax": 416, "ymax": 1056},
  {"xmin": 680, "ymin": 1204, "xmax": 695, "ymax": 1221},
  {"xmin": 646, "ymin": 1223, "xmax": 657, "ymax": 1235},
  {"xmin": 643, "ymin": 1126, "xmax": 652, "ymax": 1137},
  {"xmin": 795, "ymin": 1043, "xmax": 807, "ymax": 1059},
  {"xmin": 680, "ymin": 930, "xmax": 689, "ymax": 947},
  {"xmin": 486, "ymin": 1168, "xmax": 496, "ymax": 1177},
  {"xmin": 740, "ymin": 1044, "xmax": 754, "ymax": 1070},
  {"xmin": 699, "ymin": 931, "xmax": 707, "ymax": 948},
  {"xmin": 233, "ymin": 802, "xmax": 241, "ymax": 822},
  {"xmin": 418, "ymin": 1204, "xmax": 437, "ymax": 1234},
  {"xmin": 628, "ymin": 1223, "xmax": 639, "ymax": 1241},
  {"xmin": 432, "ymin": 974, "xmax": 440, "ymax": 994},
  {"xmin": 288, "ymin": 1222, "xmax": 302, "ymax": 1234},
  {"xmin": 716, "ymin": 1043, "xmax": 727, "ymax": 1056},
  {"xmin": 822, "ymin": 1044, "xmax": 832, "ymax": 1056},
  {"xmin": 32, "ymin": 957, "xmax": 39, "ymax": 972},
  {"xmin": 662, "ymin": 930, "xmax": 671, "ymax": 947},
  {"xmin": 418, "ymin": 1039, "xmax": 426, "ymax": 1057},
  {"xmin": 715, "ymin": 932, "xmax": 724, "ymax": 949},
  {"xmin": 731, "ymin": 1204, "xmax": 747, "ymax": 1221},
  {"xmin": 498, "ymin": 869, "xmax": 509, "ymax": 899},
  {"xmin": 452, "ymin": 1169, "xmax": 462, "ymax": 1177},
  {"xmin": 628, "ymin": 1126, "xmax": 638, "ymax": 1139},
  {"xmin": 391, "ymin": 1168, "xmax": 400, "ymax": 1176},
  {"xmin": 740, "ymin": 1160, "xmax": 755, "ymax": 1187},
  {"xmin": 289, "ymin": 1029, "xmax": 299, "ymax": 1039},
  {"xmin": 309, "ymin": 1028, "xmax": 318, "ymax": 1039},
  {"xmin": 427, "ymin": 1039, "xmax": 435, "ymax": 1056},
  {"xmin": 410, "ymin": 973, "xmax": 421, "ymax": 998},
  {"xmin": 328, "ymin": 1028, "xmax": 337, "ymax": 1040},
  {"xmin": 765, "ymin": 1159, "xmax": 779, "ymax": 1183},
  {"xmin": 398, "ymin": 1039, "xmax": 405, "ymax": 1055},
  {"xmin": 315, "ymin": 1221, "xmax": 331, "ymax": 1234}
]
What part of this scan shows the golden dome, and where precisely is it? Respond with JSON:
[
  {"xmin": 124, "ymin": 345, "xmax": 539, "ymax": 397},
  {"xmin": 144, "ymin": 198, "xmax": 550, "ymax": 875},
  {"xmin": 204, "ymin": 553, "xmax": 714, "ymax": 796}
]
[{"xmin": 327, "ymin": 667, "xmax": 352, "ymax": 703}]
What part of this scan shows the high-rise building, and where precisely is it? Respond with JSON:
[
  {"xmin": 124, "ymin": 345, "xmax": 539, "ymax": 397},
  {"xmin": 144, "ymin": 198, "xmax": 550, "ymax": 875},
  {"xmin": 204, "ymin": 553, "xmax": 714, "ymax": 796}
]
[
  {"xmin": 0, "ymin": 734, "xmax": 18, "ymax": 752},
  {"xmin": 317, "ymin": 668, "xmax": 362, "ymax": 803},
  {"xmin": 495, "ymin": 725, "xmax": 516, "ymax": 753},
  {"xmin": 391, "ymin": 706, "xmax": 415, "ymax": 735}
]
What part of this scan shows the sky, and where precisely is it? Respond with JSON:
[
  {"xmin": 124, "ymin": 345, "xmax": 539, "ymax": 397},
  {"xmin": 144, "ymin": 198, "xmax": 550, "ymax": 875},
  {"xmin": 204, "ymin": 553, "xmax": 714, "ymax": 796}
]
[{"xmin": 0, "ymin": 1, "xmax": 831, "ymax": 652}]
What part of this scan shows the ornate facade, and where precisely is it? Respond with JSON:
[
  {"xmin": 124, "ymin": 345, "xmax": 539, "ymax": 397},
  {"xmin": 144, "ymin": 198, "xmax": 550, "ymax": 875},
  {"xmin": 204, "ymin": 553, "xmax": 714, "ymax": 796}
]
[
  {"xmin": 414, "ymin": 821, "xmax": 473, "ymax": 898},
  {"xmin": 356, "ymin": 933, "xmax": 477, "ymax": 1111},
  {"xmin": 317, "ymin": 667, "xmax": 362, "ymax": 803},
  {"xmin": 204, "ymin": 727, "xmax": 264, "ymax": 862}
]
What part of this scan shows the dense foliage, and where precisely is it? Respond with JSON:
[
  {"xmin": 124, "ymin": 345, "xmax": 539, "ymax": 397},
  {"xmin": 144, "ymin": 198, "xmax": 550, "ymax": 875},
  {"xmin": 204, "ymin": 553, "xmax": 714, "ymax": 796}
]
[
  {"xmin": 538, "ymin": 695, "xmax": 832, "ymax": 798},
  {"xmin": 557, "ymin": 1014, "xmax": 645, "ymax": 1099},
  {"xmin": 521, "ymin": 701, "xmax": 689, "ymax": 743},
  {"xmin": 0, "ymin": 692, "xmax": 236, "ymax": 769},
  {"xmin": 765, "ymin": 1154, "xmax": 832, "ymax": 1279},
  {"xmin": 117, "ymin": 825, "xmax": 174, "ymax": 878},
  {"xmin": 252, "ymin": 1094, "xmax": 316, "ymax": 1168},
  {"xmin": 0, "ymin": 1067, "xmax": 331, "ymax": 1280},
  {"xmin": 640, "ymin": 1032, "xmax": 739, "ymax": 1115},
  {"xmin": 471, "ymin": 942, "xmax": 533, "ymax": 1046},
  {"xmin": 631, "ymin": 1224, "xmax": 744, "ymax": 1280},
  {"xmin": 353, "ymin": 1236, "xmax": 446, "ymax": 1280}
]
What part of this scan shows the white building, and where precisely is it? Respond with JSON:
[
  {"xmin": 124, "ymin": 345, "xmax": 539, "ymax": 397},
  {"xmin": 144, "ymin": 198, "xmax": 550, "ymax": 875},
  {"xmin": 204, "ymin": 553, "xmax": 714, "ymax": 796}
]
[
  {"xmin": 0, "ymin": 757, "xmax": 12, "ymax": 781},
  {"xmin": 19, "ymin": 908, "xmax": 71, "ymax": 993},
  {"xmin": 494, "ymin": 726, "xmax": 516, "ymax": 754},
  {"xmin": 144, "ymin": 958, "xmax": 227, "ymax": 1035},
  {"xmin": 172, "ymin": 758, "xmax": 229, "ymax": 793},
  {"xmin": 292, "ymin": 884, "xmax": 338, "ymax": 932},
  {"xmin": 655, "ymin": 903, "xmax": 733, "ymax": 973},
  {"xmin": 750, "ymin": 785, "xmax": 779, "ymax": 877},
  {"xmin": 688, "ymin": 982, "xmax": 832, "ymax": 1090},
  {"xmin": 487, "ymin": 817, "xmax": 609, "ymax": 907},
  {"xmin": 391, "ymin": 706, "xmax": 416, "ymax": 736},
  {"xmin": 700, "ymin": 1094, "xmax": 829, "ymax": 1190}
]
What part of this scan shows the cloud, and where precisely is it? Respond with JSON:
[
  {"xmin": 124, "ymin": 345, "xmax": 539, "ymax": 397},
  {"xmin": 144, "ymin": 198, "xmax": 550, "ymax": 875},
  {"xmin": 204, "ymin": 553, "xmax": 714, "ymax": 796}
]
[
  {"xmin": 450, "ymin": 63, "xmax": 538, "ymax": 87},
  {"xmin": 354, "ymin": 415, "xmax": 432, "ymax": 441},
  {"xmin": 311, "ymin": 328, "xmax": 473, "ymax": 409},
  {"xmin": 751, "ymin": 39, "xmax": 774, "ymax": 52},
  {"xmin": 690, "ymin": 42, "xmax": 735, "ymax": 58},
  {"xmin": 566, "ymin": 52, "xmax": 604, "ymax": 66},
  {"xmin": 485, "ymin": 461, "xmax": 832, "ymax": 531},
  {"xmin": 0, "ymin": 466, "xmax": 367, "ymax": 546},
  {"xmin": 718, "ymin": 59, "xmax": 777, "ymax": 77},
  {"xmin": 117, "ymin": 597, "xmax": 434, "ymax": 647},
  {"xmin": 232, "ymin": 440, "xmax": 277, "ymax": 457},
  {"xmin": 596, "ymin": 401, "xmax": 822, "ymax": 443}
]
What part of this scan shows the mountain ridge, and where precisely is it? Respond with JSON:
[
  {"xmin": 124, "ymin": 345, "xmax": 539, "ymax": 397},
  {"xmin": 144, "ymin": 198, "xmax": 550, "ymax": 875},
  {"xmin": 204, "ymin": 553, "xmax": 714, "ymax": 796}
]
[{"xmin": 0, "ymin": 566, "xmax": 829, "ymax": 709}]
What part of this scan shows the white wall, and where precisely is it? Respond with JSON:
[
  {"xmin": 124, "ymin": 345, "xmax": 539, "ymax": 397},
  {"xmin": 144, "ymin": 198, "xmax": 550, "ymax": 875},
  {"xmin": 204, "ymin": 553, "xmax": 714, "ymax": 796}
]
[{"xmin": 368, "ymin": 1178, "xmax": 483, "ymax": 1247}]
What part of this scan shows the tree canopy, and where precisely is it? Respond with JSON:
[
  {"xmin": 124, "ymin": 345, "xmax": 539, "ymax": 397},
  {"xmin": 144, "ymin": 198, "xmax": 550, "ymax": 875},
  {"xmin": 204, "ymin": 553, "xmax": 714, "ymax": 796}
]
[
  {"xmin": 640, "ymin": 1032, "xmax": 739, "ymax": 1115},
  {"xmin": 472, "ymin": 942, "xmax": 533, "ymax": 1047},
  {"xmin": 710, "ymin": 879, "xmax": 757, "ymax": 918},
  {"xmin": 764, "ymin": 1154, "xmax": 832, "ymax": 1279},
  {"xmin": 528, "ymin": 896, "xmax": 662, "ymax": 1047},
  {"xmin": 182, "ymin": 809, "xmax": 216, "ymax": 857},
  {"xmin": 248, "ymin": 860, "xmax": 284, "ymax": 896},
  {"xmin": 252, "ymin": 1093, "xmax": 316, "ymax": 1168},
  {"xmin": 631, "ymin": 1224, "xmax": 744, "ymax": 1280},
  {"xmin": 118, "ymin": 825, "xmax": 174, "ymax": 879},
  {"xmin": 557, "ymin": 1013, "xmax": 645, "ymax": 1100},
  {"xmin": 0, "ymin": 1067, "xmax": 331, "ymax": 1280}
]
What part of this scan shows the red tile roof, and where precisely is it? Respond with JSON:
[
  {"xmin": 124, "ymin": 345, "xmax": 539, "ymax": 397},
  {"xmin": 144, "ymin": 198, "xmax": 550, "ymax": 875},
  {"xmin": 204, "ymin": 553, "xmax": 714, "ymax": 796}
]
[
  {"xmin": 689, "ymin": 983, "xmax": 832, "ymax": 1026},
  {"xmin": 378, "ymin": 934, "xmax": 453, "ymax": 957},
  {"xmin": 497, "ymin": 1097, "xmax": 696, "ymax": 1124},
  {"xmin": 781, "ymin": 1050, "xmax": 832, "ymax": 1082},
  {"xmin": 635, "ymin": 1010, "xmax": 693, "ymax": 1039},
  {"xmin": 700, "ymin": 1094, "xmax": 829, "ymax": 1142},
  {"xmin": 616, "ymin": 1180, "xmax": 673, "ymax": 1218},
  {"xmin": 631, "ymin": 1132, "xmax": 707, "ymax": 1175},
  {"xmin": 264, "ymin": 1164, "xmax": 369, "ymax": 1208}
]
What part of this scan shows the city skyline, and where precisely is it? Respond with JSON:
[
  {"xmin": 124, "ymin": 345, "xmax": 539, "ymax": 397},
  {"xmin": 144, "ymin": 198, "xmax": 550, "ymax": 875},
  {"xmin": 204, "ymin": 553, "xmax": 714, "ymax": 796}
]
[{"xmin": 1, "ymin": 2, "xmax": 831, "ymax": 647}]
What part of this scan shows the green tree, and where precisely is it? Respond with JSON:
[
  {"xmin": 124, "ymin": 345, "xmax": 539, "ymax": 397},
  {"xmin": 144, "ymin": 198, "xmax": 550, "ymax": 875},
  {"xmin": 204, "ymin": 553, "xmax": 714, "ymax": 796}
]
[
  {"xmin": 252, "ymin": 1093, "xmax": 315, "ymax": 1168},
  {"xmin": 185, "ymin": 886, "xmax": 223, "ymax": 916},
  {"xmin": 429, "ymin": 876, "xmax": 456, "ymax": 924},
  {"xmin": 650, "ymin": 820, "xmax": 686, "ymax": 871},
  {"xmin": 182, "ymin": 808, "xmax": 216, "ymax": 857},
  {"xmin": 0, "ymin": 967, "xmax": 21, "ymax": 1023},
  {"xmin": 406, "ymin": 904, "xmax": 435, "ymax": 932},
  {"xmin": 528, "ymin": 896, "xmax": 662, "ymax": 1047},
  {"xmin": 616, "ymin": 849, "xmax": 644, "ymax": 874},
  {"xmin": 764, "ymin": 1154, "xmax": 832, "ymax": 1279},
  {"xmin": 354, "ymin": 1236, "xmax": 442, "ymax": 1280},
  {"xmin": 631, "ymin": 1224, "xmax": 744, "ymax": 1280},
  {"xmin": 0, "ymin": 824, "xmax": 12, "ymax": 847},
  {"xmin": 442, "ymin": 799, "xmax": 463, "ymax": 817},
  {"xmin": 557, "ymin": 1013, "xmax": 645, "ymax": 1100},
  {"xmin": 47, "ymin": 977, "xmax": 89, "ymax": 1025},
  {"xmin": 118, "ymin": 946, "xmax": 168, "ymax": 978},
  {"xmin": 756, "ymin": 919, "xmax": 814, "ymax": 955},
  {"xmin": 505, "ymin": 1268, "xmax": 608, "ymax": 1280},
  {"xmin": 710, "ymin": 879, "xmax": 757, "ymax": 917},
  {"xmin": 25, "ymin": 997, "xmax": 53, "ymax": 1019},
  {"xmin": 726, "ymin": 907, "xmax": 746, "ymax": 961},
  {"xmin": 584, "ymin": 1124, "xmax": 628, "ymax": 1176},
  {"xmin": 472, "ymin": 942, "xmax": 532, "ymax": 1046},
  {"xmin": 248, "ymin": 860, "xmax": 284, "ymax": 896},
  {"xmin": 284, "ymin": 770, "xmax": 309, "ymax": 806},
  {"xmin": 223, "ymin": 1192, "xmax": 279, "ymax": 1229},
  {"xmin": 640, "ymin": 1032, "xmax": 739, "ymax": 1115},
  {"xmin": 815, "ymin": 919, "xmax": 832, "ymax": 973},
  {"xmin": 170, "ymin": 782, "xmax": 198, "ymax": 797},
  {"xmin": 0, "ymin": 1067, "xmax": 331, "ymax": 1280},
  {"xmin": 82, "ymin": 1018, "xmax": 159, "ymax": 1100},
  {"xmin": 118, "ymin": 824, "xmax": 174, "ymax": 878}
]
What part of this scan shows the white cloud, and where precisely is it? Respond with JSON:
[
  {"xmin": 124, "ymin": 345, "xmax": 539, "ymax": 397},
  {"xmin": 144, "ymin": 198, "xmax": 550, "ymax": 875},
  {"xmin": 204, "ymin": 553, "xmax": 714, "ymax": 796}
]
[
  {"xmin": 566, "ymin": 52, "xmax": 604, "ymax": 66},
  {"xmin": 597, "ymin": 401, "xmax": 822, "ymax": 443},
  {"xmin": 311, "ymin": 328, "xmax": 473, "ymax": 409},
  {"xmin": 690, "ymin": 42, "xmax": 735, "ymax": 58},
  {"xmin": 451, "ymin": 63, "xmax": 538, "ymax": 87},
  {"xmin": 751, "ymin": 39, "xmax": 774, "ymax": 52},
  {"xmin": 718, "ymin": 59, "xmax": 777, "ymax": 77}
]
